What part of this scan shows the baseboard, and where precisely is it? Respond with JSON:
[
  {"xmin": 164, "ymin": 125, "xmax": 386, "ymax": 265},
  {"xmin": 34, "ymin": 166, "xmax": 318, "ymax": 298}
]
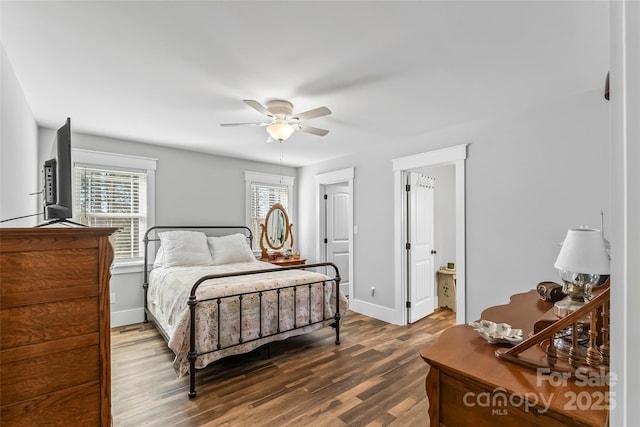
[
  {"xmin": 111, "ymin": 307, "xmax": 145, "ymax": 328},
  {"xmin": 348, "ymin": 298, "xmax": 400, "ymax": 325}
]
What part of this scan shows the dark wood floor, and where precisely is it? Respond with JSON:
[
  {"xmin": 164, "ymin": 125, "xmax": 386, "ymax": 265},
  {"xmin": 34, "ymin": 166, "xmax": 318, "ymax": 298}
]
[{"xmin": 111, "ymin": 308, "xmax": 456, "ymax": 427}]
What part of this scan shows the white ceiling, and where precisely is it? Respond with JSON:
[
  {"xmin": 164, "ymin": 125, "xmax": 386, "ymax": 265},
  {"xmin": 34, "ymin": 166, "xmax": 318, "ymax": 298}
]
[{"xmin": 1, "ymin": 1, "xmax": 609, "ymax": 167}]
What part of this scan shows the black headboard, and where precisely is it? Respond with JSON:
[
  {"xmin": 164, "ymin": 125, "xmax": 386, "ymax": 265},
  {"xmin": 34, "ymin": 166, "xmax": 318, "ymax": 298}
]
[{"xmin": 142, "ymin": 225, "xmax": 253, "ymax": 281}]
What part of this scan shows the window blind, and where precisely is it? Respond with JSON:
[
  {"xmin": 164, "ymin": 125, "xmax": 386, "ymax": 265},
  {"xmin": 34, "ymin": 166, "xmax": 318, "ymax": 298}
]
[
  {"xmin": 73, "ymin": 165, "xmax": 147, "ymax": 260},
  {"xmin": 249, "ymin": 182, "xmax": 289, "ymax": 248}
]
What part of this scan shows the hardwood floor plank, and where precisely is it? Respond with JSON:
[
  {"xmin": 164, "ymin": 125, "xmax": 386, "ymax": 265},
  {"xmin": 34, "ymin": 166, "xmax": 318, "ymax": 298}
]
[{"xmin": 111, "ymin": 309, "xmax": 455, "ymax": 426}]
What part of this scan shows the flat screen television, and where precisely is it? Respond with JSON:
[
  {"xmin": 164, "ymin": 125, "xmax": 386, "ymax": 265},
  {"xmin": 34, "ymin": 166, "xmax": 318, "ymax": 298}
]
[{"xmin": 42, "ymin": 117, "xmax": 73, "ymax": 222}]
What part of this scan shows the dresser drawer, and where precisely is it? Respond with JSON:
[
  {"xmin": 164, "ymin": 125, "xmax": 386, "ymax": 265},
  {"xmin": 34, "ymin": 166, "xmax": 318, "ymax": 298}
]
[
  {"xmin": 1, "ymin": 297, "xmax": 99, "ymax": 349},
  {"xmin": 0, "ymin": 248, "xmax": 99, "ymax": 295},
  {"xmin": 1, "ymin": 343, "xmax": 99, "ymax": 406},
  {"xmin": 0, "ymin": 382, "xmax": 100, "ymax": 427}
]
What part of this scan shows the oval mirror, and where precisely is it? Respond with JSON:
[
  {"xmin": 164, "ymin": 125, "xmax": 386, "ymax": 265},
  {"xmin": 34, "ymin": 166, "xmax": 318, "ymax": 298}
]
[
  {"xmin": 267, "ymin": 206, "xmax": 287, "ymax": 248},
  {"xmin": 261, "ymin": 203, "xmax": 291, "ymax": 252}
]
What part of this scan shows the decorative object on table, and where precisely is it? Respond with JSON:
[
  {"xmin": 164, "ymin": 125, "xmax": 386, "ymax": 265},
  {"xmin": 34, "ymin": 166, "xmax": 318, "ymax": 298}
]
[
  {"xmin": 257, "ymin": 204, "xmax": 306, "ymax": 266},
  {"xmin": 536, "ymin": 281, "xmax": 566, "ymax": 303},
  {"xmin": 553, "ymin": 227, "xmax": 610, "ymax": 318},
  {"xmin": 467, "ymin": 320, "xmax": 523, "ymax": 345}
]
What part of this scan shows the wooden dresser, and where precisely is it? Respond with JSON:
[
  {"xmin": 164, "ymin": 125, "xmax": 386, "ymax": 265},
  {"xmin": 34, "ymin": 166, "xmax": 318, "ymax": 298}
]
[
  {"xmin": 420, "ymin": 290, "xmax": 609, "ymax": 427},
  {"xmin": 0, "ymin": 227, "xmax": 116, "ymax": 426}
]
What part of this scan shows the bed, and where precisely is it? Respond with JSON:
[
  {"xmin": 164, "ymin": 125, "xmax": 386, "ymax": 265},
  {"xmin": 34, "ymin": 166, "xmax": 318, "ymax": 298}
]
[{"xmin": 142, "ymin": 225, "xmax": 348, "ymax": 398}]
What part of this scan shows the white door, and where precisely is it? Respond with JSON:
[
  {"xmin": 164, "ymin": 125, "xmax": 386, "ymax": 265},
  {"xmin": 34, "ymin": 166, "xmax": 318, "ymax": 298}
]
[
  {"xmin": 407, "ymin": 172, "xmax": 436, "ymax": 323},
  {"xmin": 325, "ymin": 184, "xmax": 350, "ymax": 297}
]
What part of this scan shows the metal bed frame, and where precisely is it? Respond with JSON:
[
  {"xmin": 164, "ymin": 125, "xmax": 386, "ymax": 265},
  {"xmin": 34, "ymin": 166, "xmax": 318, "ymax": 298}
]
[{"xmin": 142, "ymin": 225, "xmax": 342, "ymax": 398}]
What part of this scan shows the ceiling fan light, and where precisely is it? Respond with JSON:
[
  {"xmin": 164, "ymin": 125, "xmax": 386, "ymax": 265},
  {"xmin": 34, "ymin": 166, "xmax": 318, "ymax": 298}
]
[{"xmin": 267, "ymin": 122, "xmax": 295, "ymax": 141}]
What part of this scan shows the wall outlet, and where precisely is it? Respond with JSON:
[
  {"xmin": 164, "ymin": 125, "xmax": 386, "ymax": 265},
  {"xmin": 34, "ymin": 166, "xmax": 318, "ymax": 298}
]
[
  {"xmin": 370, "ymin": 287, "xmax": 375, "ymax": 296},
  {"xmin": 111, "ymin": 293, "xmax": 116, "ymax": 304}
]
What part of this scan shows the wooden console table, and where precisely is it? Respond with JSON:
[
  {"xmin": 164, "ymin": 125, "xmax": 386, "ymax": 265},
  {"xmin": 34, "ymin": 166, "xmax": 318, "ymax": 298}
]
[{"xmin": 420, "ymin": 290, "xmax": 609, "ymax": 427}]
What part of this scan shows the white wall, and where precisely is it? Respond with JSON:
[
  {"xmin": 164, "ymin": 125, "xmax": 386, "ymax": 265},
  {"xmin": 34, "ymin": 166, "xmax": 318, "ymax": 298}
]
[
  {"xmin": 1, "ymin": 47, "xmax": 39, "ymax": 227},
  {"xmin": 465, "ymin": 92, "xmax": 610, "ymax": 320},
  {"xmin": 37, "ymin": 129, "xmax": 298, "ymax": 225},
  {"xmin": 298, "ymin": 89, "xmax": 610, "ymax": 322}
]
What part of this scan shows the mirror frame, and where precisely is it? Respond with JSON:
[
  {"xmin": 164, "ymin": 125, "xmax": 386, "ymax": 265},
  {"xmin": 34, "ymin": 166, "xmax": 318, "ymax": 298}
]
[{"xmin": 260, "ymin": 203, "xmax": 294, "ymax": 258}]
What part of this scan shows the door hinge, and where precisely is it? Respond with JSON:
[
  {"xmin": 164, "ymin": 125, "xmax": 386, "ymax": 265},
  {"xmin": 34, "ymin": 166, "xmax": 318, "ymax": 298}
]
[
  {"xmin": 405, "ymin": 184, "xmax": 411, "ymax": 192},
  {"xmin": 405, "ymin": 242, "xmax": 411, "ymax": 250},
  {"xmin": 324, "ymin": 194, "xmax": 328, "ymax": 200},
  {"xmin": 406, "ymin": 301, "xmax": 411, "ymax": 309},
  {"xmin": 324, "ymin": 238, "xmax": 328, "ymax": 244}
]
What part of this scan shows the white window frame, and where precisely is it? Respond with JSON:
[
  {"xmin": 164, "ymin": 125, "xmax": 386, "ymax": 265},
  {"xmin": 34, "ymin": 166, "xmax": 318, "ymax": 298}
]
[
  {"xmin": 73, "ymin": 148, "xmax": 157, "ymax": 274},
  {"xmin": 244, "ymin": 171, "xmax": 295, "ymax": 250}
]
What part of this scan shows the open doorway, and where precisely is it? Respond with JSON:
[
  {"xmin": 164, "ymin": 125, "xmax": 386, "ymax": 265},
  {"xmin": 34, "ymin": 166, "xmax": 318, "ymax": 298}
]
[
  {"xmin": 315, "ymin": 168, "xmax": 354, "ymax": 299},
  {"xmin": 392, "ymin": 145, "xmax": 467, "ymax": 325}
]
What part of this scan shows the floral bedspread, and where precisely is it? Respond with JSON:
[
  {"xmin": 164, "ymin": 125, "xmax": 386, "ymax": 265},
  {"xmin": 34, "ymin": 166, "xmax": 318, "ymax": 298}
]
[{"xmin": 147, "ymin": 260, "xmax": 348, "ymax": 377}]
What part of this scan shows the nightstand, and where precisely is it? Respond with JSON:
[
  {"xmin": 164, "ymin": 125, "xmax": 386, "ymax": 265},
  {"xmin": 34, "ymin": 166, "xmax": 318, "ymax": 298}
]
[{"xmin": 261, "ymin": 257, "xmax": 306, "ymax": 266}]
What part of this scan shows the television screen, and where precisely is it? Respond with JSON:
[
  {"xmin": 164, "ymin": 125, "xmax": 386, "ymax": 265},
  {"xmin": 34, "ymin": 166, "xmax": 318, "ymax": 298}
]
[{"xmin": 43, "ymin": 118, "xmax": 72, "ymax": 220}]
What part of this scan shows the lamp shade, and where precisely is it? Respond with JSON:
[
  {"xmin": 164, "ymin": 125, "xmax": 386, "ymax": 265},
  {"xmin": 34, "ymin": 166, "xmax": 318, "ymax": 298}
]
[
  {"xmin": 554, "ymin": 228, "xmax": 610, "ymax": 274},
  {"xmin": 266, "ymin": 122, "xmax": 295, "ymax": 141}
]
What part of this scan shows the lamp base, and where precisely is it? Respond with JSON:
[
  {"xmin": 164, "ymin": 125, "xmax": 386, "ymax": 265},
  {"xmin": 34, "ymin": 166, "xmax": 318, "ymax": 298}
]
[{"xmin": 553, "ymin": 296, "xmax": 586, "ymax": 318}]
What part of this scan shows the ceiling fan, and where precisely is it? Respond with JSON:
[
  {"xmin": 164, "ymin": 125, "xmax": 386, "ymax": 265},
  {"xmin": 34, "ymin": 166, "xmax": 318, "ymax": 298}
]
[{"xmin": 220, "ymin": 99, "xmax": 331, "ymax": 142}]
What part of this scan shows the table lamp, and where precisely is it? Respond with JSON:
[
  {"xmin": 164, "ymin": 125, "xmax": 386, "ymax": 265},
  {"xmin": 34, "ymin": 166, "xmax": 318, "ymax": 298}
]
[{"xmin": 553, "ymin": 228, "xmax": 610, "ymax": 318}]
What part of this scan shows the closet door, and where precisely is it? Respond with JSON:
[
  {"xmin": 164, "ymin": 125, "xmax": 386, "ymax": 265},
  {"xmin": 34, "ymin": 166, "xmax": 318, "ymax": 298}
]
[
  {"xmin": 407, "ymin": 173, "xmax": 436, "ymax": 323},
  {"xmin": 325, "ymin": 184, "xmax": 350, "ymax": 297}
]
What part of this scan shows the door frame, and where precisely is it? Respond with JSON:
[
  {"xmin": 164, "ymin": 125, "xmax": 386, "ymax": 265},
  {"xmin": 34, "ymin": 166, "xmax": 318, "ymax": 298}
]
[
  {"xmin": 392, "ymin": 144, "xmax": 468, "ymax": 325},
  {"xmin": 315, "ymin": 167, "xmax": 354, "ymax": 299}
]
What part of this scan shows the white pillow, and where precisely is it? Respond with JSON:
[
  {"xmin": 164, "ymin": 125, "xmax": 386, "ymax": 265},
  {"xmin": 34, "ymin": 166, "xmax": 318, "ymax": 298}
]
[
  {"xmin": 208, "ymin": 233, "xmax": 256, "ymax": 265},
  {"xmin": 158, "ymin": 230, "xmax": 213, "ymax": 267},
  {"xmin": 153, "ymin": 246, "xmax": 164, "ymax": 268}
]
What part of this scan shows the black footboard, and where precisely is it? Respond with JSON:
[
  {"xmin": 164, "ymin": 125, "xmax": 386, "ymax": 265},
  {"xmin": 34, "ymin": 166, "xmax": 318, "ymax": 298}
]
[{"xmin": 186, "ymin": 262, "xmax": 341, "ymax": 398}]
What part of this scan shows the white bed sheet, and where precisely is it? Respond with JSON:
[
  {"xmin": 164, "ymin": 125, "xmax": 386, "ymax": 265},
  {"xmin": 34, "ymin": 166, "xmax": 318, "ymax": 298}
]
[{"xmin": 147, "ymin": 260, "xmax": 348, "ymax": 376}]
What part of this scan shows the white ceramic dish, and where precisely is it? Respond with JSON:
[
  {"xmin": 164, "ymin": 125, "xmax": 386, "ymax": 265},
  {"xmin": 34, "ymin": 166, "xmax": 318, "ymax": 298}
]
[{"xmin": 467, "ymin": 319, "xmax": 524, "ymax": 345}]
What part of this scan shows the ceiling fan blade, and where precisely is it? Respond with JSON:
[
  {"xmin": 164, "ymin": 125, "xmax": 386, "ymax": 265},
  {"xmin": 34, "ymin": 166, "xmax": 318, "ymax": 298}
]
[
  {"xmin": 220, "ymin": 121, "xmax": 270, "ymax": 127},
  {"xmin": 291, "ymin": 106, "xmax": 331, "ymax": 122},
  {"xmin": 297, "ymin": 125, "xmax": 329, "ymax": 137},
  {"xmin": 243, "ymin": 99, "xmax": 274, "ymax": 117}
]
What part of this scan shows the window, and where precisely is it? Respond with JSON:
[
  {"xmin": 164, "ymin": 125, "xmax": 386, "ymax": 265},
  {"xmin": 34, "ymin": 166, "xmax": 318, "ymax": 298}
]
[
  {"xmin": 74, "ymin": 166, "xmax": 147, "ymax": 259},
  {"xmin": 245, "ymin": 172, "xmax": 294, "ymax": 249},
  {"xmin": 73, "ymin": 149, "xmax": 156, "ymax": 267}
]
